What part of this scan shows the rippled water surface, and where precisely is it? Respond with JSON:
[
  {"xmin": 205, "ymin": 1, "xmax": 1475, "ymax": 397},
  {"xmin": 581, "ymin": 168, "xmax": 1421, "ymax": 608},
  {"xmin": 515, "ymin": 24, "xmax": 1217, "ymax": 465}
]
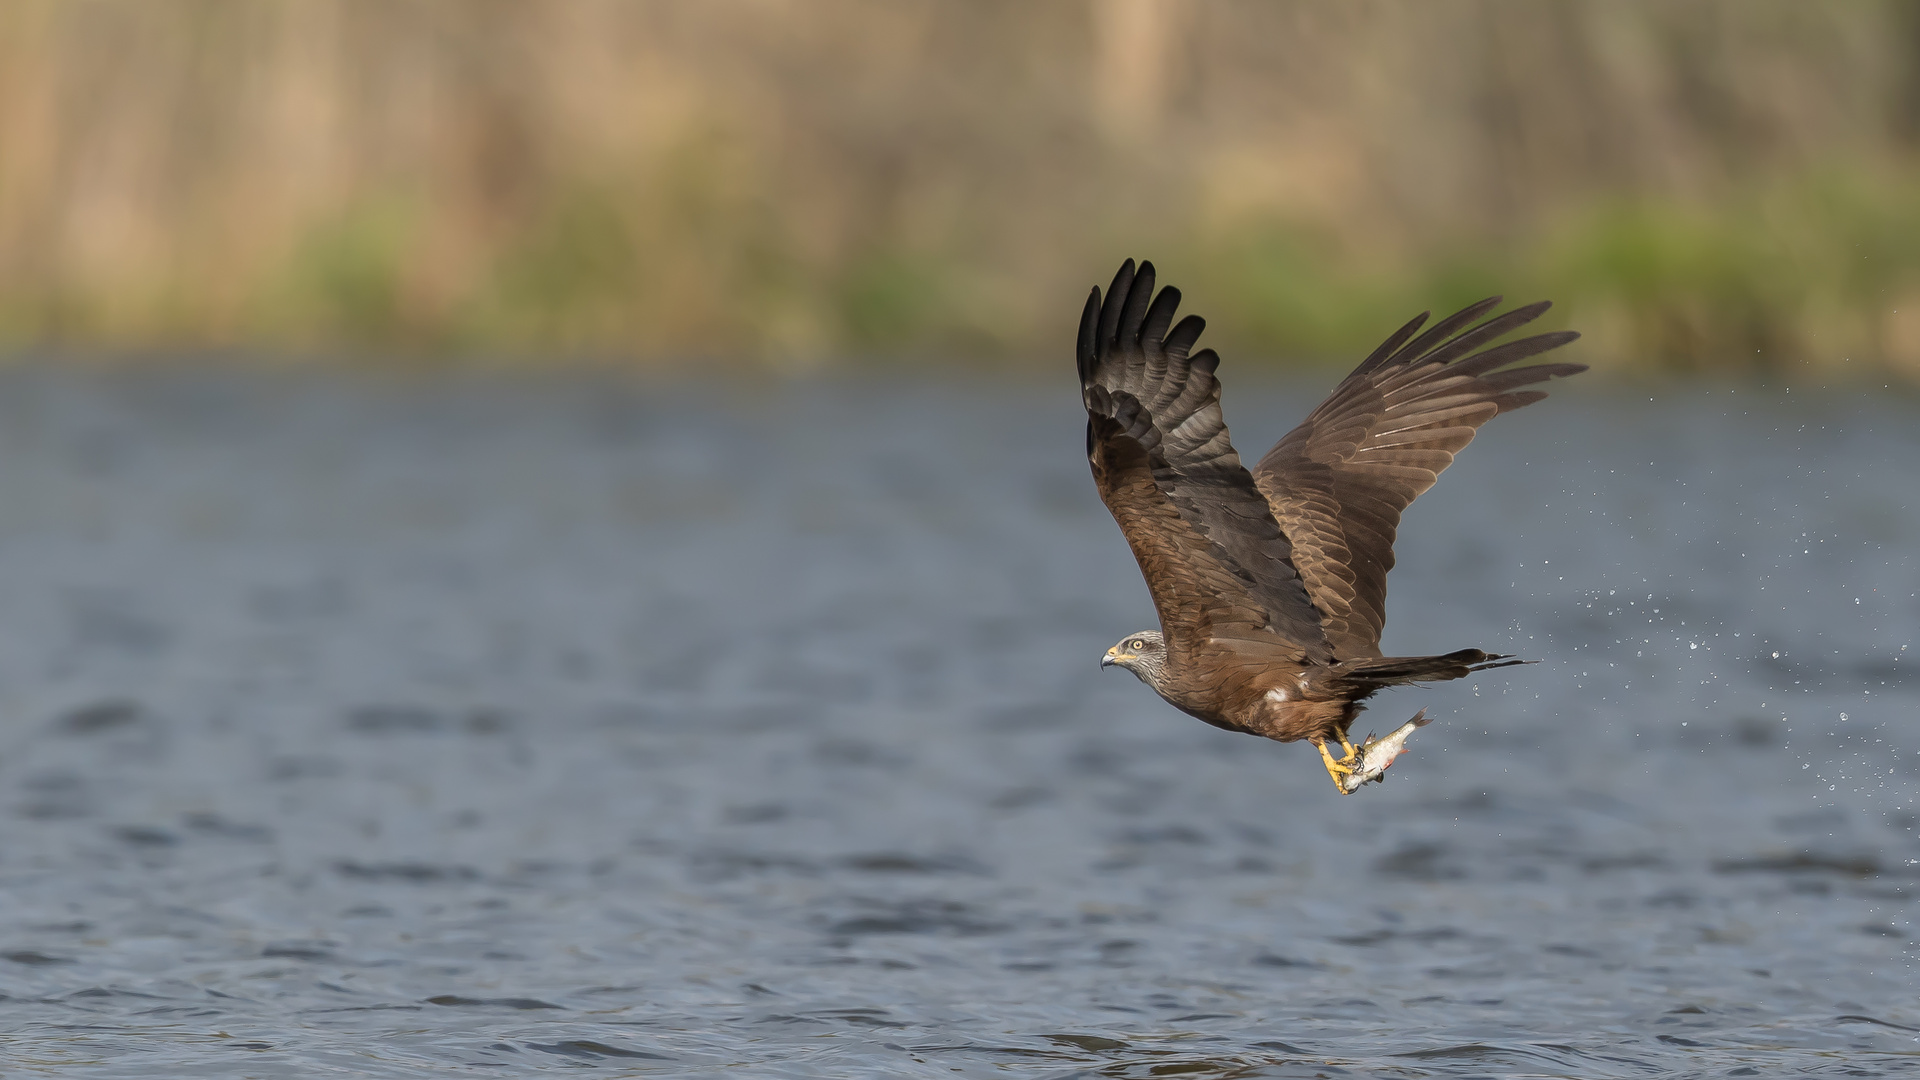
[{"xmin": 0, "ymin": 370, "xmax": 1915, "ymax": 1077}]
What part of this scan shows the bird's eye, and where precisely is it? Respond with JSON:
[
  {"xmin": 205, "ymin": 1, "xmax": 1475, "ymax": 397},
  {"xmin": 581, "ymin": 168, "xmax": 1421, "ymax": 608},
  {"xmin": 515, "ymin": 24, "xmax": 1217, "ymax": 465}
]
[{"xmin": 1131, "ymin": 638, "xmax": 1145, "ymax": 650}]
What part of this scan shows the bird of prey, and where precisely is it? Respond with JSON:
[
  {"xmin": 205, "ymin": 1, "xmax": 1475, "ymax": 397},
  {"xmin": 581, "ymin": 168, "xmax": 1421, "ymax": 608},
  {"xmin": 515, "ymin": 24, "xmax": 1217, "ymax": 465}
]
[{"xmin": 1081, "ymin": 259, "xmax": 1583, "ymax": 793}]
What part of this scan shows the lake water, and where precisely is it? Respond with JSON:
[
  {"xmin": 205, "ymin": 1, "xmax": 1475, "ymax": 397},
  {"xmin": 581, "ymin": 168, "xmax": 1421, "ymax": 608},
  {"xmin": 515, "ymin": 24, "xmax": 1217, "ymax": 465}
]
[{"xmin": 0, "ymin": 369, "xmax": 1913, "ymax": 1077}]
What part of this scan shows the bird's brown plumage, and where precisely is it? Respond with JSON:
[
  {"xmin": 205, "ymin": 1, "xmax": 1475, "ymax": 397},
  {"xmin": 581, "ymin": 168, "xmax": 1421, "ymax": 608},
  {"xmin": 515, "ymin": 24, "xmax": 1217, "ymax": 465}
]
[{"xmin": 1081, "ymin": 259, "xmax": 1582, "ymax": 758}]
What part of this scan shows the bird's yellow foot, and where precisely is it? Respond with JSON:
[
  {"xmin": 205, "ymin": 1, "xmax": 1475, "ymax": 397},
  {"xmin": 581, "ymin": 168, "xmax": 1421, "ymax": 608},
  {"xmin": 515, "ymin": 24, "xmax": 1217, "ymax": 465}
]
[{"xmin": 1315, "ymin": 739, "xmax": 1355, "ymax": 795}]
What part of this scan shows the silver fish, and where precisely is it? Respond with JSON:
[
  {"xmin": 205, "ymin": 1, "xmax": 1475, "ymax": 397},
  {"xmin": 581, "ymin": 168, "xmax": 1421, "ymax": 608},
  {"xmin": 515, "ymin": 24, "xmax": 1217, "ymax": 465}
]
[{"xmin": 1339, "ymin": 709, "xmax": 1432, "ymax": 794}]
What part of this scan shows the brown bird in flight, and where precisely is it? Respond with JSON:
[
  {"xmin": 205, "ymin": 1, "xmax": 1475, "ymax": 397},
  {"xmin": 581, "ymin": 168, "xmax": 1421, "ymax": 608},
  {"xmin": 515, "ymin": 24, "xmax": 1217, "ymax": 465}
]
[{"xmin": 1081, "ymin": 259, "xmax": 1583, "ymax": 793}]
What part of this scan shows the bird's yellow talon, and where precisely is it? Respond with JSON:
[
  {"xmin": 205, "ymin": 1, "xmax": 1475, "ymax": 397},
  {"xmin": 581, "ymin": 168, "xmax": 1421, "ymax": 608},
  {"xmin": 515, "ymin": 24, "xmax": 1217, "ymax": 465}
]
[{"xmin": 1315, "ymin": 740, "xmax": 1356, "ymax": 794}]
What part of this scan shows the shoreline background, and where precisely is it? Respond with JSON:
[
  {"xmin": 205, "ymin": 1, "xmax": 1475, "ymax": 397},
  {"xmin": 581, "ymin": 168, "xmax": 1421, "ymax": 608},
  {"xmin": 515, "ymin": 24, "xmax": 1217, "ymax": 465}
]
[{"xmin": 5, "ymin": 1, "xmax": 1920, "ymax": 377}]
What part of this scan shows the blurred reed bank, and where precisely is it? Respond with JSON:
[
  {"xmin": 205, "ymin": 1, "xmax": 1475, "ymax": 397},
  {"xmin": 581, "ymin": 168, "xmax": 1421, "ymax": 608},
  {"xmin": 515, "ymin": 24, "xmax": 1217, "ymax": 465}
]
[{"xmin": 4, "ymin": 0, "xmax": 1920, "ymax": 375}]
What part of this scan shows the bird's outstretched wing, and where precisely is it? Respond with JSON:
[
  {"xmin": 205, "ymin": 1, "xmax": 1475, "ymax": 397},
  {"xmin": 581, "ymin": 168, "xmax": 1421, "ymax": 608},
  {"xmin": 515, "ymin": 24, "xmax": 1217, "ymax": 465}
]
[
  {"xmin": 1080, "ymin": 260, "xmax": 1331, "ymax": 662},
  {"xmin": 1252, "ymin": 298, "xmax": 1584, "ymax": 659}
]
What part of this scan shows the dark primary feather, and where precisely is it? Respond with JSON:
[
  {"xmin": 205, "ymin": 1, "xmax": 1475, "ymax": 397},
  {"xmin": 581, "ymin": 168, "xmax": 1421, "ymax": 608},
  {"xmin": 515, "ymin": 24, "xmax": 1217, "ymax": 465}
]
[
  {"xmin": 1080, "ymin": 260, "xmax": 1332, "ymax": 662},
  {"xmin": 1252, "ymin": 298, "xmax": 1584, "ymax": 659}
]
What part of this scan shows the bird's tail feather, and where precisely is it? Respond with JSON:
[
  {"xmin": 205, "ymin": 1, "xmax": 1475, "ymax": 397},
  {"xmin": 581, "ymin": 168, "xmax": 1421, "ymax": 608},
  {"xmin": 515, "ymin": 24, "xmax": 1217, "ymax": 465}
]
[{"xmin": 1335, "ymin": 650, "xmax": 1531, "ymax": 688}]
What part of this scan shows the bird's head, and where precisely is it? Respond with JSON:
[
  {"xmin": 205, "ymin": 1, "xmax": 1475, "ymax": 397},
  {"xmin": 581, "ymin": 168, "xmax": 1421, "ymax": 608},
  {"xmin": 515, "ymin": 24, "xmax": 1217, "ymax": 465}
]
[{"xmin": 1101, "ymin": 630, "xmax": 1167, "ymax": 686}]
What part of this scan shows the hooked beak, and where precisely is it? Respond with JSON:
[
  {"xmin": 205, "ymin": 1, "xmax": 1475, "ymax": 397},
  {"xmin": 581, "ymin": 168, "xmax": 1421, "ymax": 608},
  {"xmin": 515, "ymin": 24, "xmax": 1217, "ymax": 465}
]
[{"xmin": 1101, "ymin": 652, "xmax": 1131, "ymax": 669}]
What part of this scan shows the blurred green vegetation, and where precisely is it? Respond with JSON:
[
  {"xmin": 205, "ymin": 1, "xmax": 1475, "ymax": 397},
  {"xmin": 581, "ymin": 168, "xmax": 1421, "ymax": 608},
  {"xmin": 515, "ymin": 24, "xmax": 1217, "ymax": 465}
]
[
  {"xmin": 257, "ymin": 196, "xmax": 420, "ymax": 342},
  {"xmin": 1179, "ymin": 165, "xmax": 1920, "ymax": 374},
  {"xmin": 5, "ymin": 1, "xmax": 1920, "ymax": 377}
]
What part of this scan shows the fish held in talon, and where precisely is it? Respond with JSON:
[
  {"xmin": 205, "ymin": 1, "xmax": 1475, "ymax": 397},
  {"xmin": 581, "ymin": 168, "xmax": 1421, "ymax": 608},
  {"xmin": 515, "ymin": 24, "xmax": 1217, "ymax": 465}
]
[
  {"xmin": 1339, "ymin": 710, "xmax": 1434, "ymax": 794},
  {"xmin": 1079, "ymin": 259, "xmax": 1579, "ymax": 794}
]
